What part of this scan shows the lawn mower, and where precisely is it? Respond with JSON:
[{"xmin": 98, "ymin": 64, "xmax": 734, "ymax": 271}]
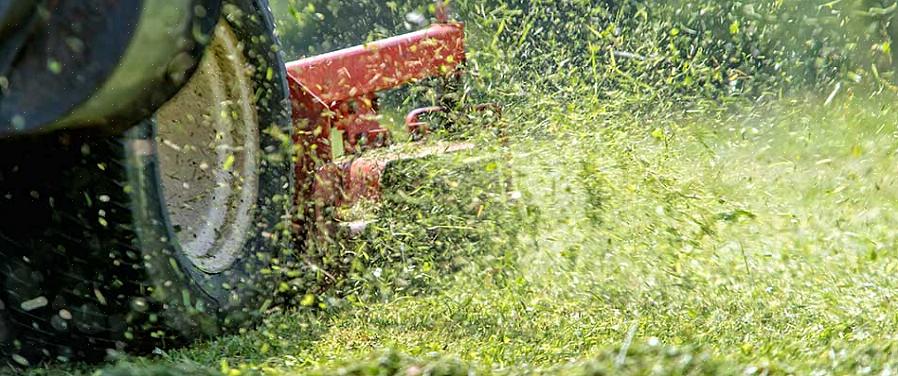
[{"xmin": 0, "ymin": 0, "xmax": 494, "ymax": 365}]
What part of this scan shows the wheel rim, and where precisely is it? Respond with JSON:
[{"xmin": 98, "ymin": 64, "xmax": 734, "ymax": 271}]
[{"xmin": 155, "ymin": 20, "xmax": 260, "ymax": 274}]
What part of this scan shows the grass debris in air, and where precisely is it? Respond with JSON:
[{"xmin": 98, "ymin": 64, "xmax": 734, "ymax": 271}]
[{"xmin": 24, "ymin": 0, "xmax": 898, "ymax": 375}]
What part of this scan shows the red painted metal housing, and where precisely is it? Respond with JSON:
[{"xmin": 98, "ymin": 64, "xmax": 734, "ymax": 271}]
[
  {"xmin": 286, "ymin": 22, "xmax": 467, "ymax": 230},
  {"xmin": 286, "ymin": 23, "xmax": 465, "ymax": 104}
]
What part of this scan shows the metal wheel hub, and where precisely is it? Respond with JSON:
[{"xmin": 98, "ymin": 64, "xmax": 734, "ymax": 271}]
[{"xmin": 155, "ymin": 20, "xmax": 260, "ymax": 274}]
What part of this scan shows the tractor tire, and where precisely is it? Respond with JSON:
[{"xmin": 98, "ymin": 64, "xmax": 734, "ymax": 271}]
[
  {"xmin": 0, "ymin": 0, "xmax": 222, "ymax": 137},
  {"xmin": 0, "ymin": 0, "xmax": 293, "ymax": 365}
]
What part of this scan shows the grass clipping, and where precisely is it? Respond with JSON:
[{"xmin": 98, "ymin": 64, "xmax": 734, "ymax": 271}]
[{"xmin": 28, "ymin": 0, "xmax": 898, "ymax": 375}]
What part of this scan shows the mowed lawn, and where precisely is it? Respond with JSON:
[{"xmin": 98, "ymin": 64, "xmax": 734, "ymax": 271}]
[{"xmin": 24, "ymin": 93, "xmax": 898, "ymax": 376}]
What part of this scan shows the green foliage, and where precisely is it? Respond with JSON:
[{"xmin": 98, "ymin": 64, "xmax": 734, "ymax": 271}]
[
  {"xmin": 481, "ymin": 0, "xmax": 898, "ymax": 95},
  {"xmin": 271, "ymin": 0, "xmax": 898, "ymax": 100}
]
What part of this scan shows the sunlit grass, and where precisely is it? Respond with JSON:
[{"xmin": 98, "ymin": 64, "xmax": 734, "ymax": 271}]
[
  {"xmin": 29, "ymin": 91, "xmax": 898, "ymax": 376},
  {"xmin": 292, "ymin": 93, "xmax": 898, "ymax": 375},
  {"xmin": 22, "ymin": 0, "xmax": 898, "ymax": 374}
]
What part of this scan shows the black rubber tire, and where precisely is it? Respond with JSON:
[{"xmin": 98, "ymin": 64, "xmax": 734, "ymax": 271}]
[
  {"xmin": 0, "ymin": 0, "xmax": 293, "ymax": 365},
  {"xmin": 0, "ymin": 0, "xmax": 222, "ymax": 138}
]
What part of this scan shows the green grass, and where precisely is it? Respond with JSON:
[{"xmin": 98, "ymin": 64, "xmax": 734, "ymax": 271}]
[
  {"xmin": 21, "ymin": 1, "xmax": 898, "ymax": 374},
  {"xmin": 26, "ymin": 91, "xmax": 898, "ymax": 375}
]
